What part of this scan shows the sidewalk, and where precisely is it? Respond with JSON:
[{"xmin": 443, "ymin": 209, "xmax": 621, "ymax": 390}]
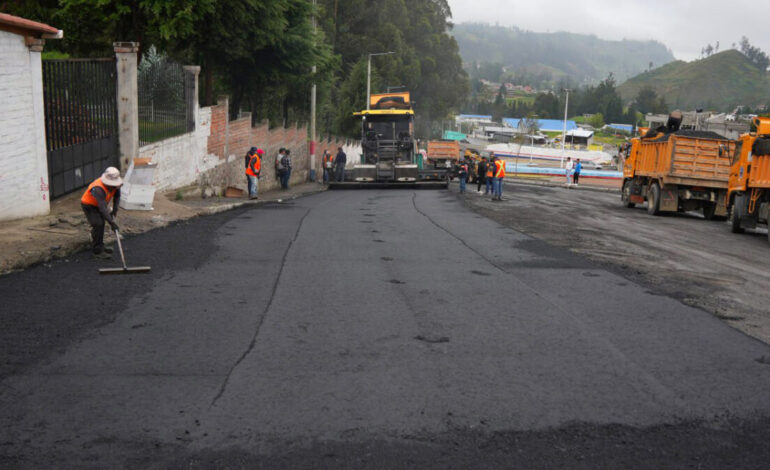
[{"xmin": 0, "ymin": 182, "xmax": 327, "ymax": 275}]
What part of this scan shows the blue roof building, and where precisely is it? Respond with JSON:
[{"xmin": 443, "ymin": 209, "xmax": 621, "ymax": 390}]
[{"xmin": 503, "ymin": 118, "xmax": 577, "ymax": 132}]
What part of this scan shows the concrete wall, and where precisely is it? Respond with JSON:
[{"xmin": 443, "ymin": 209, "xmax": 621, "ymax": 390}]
[
  {"xmin": 0, "ymin": 30, "xmax": 50, "ymax": 221},
  {"xmin": 138, "ymin": 93, "xmax": 360, "ymax": 195}
]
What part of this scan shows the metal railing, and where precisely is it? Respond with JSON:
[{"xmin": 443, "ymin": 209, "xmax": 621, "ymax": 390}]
[{"xmin": 138, "ymin": 57, "xmax": 194, "ymax": 146}]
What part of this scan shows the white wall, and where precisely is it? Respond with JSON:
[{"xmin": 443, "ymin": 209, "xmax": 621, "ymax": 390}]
[
  {"xmin": 137, "ymin": 106, "xmax": 221, "ymax": 191},
  {"xmin": 0, "ymin": 31, "xmax": 50, "ymax": 221}
]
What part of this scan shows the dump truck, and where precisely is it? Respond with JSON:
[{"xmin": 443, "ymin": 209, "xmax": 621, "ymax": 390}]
[
  {"xmin": 621, "ymin": 113, "xmax": 736, "ymax": 219},
  {"xmin": 423, "ymin": 140, "xmax": 459, "ymax": 179},
  {"xmin": 330, "ymin": 90, "xmax": 447, "ymax": 189},
  {"xmin": 726, "ymin": 116, "xmax": 770, "ymax": 243}
]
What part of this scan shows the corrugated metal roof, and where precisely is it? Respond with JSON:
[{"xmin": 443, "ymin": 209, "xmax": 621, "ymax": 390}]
[{"xmin": 606, "ymin": 123, "xmax": 633, "ymax": 132}]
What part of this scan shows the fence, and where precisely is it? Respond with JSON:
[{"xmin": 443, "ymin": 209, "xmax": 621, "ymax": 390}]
[
  {"xmin": 42, "ymin": 58, "xmax": 119, "ymax": 198},
  {"xmin": 138, "ymin": 58, "xmax": 194, "ymax": 146}
]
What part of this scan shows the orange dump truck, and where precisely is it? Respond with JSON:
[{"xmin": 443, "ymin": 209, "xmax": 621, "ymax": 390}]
[
  {"xmin": 622, "ymin": 121, "xmax": 736, "ymax": 219},
  {"xmin": 426, "ymin": 140, "xmax": 460, "ymax": 165},
  {"xmin": 727, "ymin": 116, "xmax": 770, "ymax": 242}
]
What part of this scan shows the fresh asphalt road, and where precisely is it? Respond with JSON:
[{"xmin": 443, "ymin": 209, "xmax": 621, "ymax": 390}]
[{"xmin": 2, "ymin": 189, "xmax": 770, "ymax": 468}]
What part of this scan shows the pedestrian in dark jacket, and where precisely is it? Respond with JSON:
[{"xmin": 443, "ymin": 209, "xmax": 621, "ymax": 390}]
[
  {"xmin": 477, "ymin": 158, "xmax": 487, "ymax": 193},
  {"xmin": 334, "ymin": 147, "xmax": 347, "ymax": 182}
]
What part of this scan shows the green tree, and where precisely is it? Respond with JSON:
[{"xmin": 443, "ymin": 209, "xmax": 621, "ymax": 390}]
[{"xmin": 634, "ymin": 86, "xmax": 659, "ymax": 115}]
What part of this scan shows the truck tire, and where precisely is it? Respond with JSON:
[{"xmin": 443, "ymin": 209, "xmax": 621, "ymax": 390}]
[
  {"xmin": 731, "ymin": 193, "xmax": 746, "ymax": 233},
  {"xmin": 647, "ymin": 182, "xmax": 661, "ymax": 216},
  {"xmin": 702, "ymin": 202, "xmax": 717, "ymax": 220},
  {"xmin": 622, "ymin": 180, "xmax": 635, "ymax": 208}
]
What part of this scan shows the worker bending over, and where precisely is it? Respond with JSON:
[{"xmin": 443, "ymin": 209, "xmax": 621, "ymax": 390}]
[{"xmin": 81, "ymin": 167, "xmax": 122, "ymax": 259}]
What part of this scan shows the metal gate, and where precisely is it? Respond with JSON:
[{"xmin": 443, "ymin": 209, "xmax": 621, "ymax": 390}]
[{"xmin": 42, "ymin": 58, "xmax": 119, "ymax": 199}]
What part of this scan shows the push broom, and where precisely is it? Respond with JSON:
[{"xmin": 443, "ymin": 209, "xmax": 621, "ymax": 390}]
[{"xmin": 99, "ymin": 228, "xmax": 151, "ymax": 275}]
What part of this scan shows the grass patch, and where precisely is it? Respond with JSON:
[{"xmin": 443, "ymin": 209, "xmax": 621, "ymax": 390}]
[{"xmin": 139, "ymin": 120, "xmax": 187, "ymax": 145}]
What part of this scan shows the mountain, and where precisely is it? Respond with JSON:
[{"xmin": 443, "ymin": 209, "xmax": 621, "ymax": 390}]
[
  {"xmin": 617, "ymin": 50, "xmax": 770, "ymax": 111},
  {"xmin": 451, "ymin": 23, "xmax": 675, "ymax": 86}
]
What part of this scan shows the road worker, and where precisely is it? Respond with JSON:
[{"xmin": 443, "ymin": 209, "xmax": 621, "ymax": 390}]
[
  {"xmin": 322, "ymin": 150, "xmax": 334, "ymax": 184},
  {"xmin": 493, "ymin": 155, "xmax": 506, "ymax": 201},
  {"xmin": 245, "ymin": 147, "xmax": 263, "ymax": 199},
  {"xmin": 485, "ymin": 153, "xmax": 495, "ymax": 195},
  {"xmin": 477, "ymin": 156, "xmax": 488, "ymax": 194},
  {"xmin": 80, "ymin": 167, "xmax": 122, "ymax": 259}
]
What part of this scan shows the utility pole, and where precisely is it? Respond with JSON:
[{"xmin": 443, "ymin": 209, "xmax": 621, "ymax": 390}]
[
  {"xmin": 310, "ymin": 0, "xmax": 317, "ymax": 181},
  {"xmin": 560, "ymin": 88, "xmax": 571, "ymax": 168},
  {"xmin": 367, "ymin": 51, "xmax": 395, "ymax": 110}
]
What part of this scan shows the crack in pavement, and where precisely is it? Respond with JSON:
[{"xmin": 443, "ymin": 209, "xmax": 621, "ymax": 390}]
[
  {"xmin": 411, "ymin": 192, "xmax": 506, "ymax": 274},
  {"xmin": 208, "ymin": 207, "xmax": 311, "ymax": 408}
]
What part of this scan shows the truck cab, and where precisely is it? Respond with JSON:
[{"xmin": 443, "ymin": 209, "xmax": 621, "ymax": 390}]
[
  {"xmin": 726, "ymin": 117, "xmax": 770, "ymax": 241},
  {"xmin": 352, "ymin": 92, "xmax": 418, "ymax": 183}
]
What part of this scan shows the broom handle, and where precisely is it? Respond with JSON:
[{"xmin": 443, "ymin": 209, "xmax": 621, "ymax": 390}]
[{"xmin": 114, "ymin": 228, "xmax": 128, "ymax": 269}]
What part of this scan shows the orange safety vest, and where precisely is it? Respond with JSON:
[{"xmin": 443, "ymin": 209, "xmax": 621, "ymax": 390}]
[
  {"xmin": 324, "ymin": 153, "xmax": 334, "ymax": 168},
  {"xmin": 485, "ymin": 163, "xmax": 493, "ymax": 178},
  {"xmin": 246, "ymin": 154, "xmax": 261, "ymax": 176},
  {"xmin": 494, "ymin": 159, "xmax": 506, "ymax": 178},
  {"xmin": 81, "ymin": 178, "xmax": 117, "ymax": 207}
]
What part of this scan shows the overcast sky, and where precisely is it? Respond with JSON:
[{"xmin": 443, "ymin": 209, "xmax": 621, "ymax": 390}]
[{"xmin": 448, "ymin": 0, "xmax": 770, "ymax": 61}]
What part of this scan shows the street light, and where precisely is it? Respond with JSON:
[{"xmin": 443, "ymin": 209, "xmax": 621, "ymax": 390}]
[
  {"xmin": 560, "ymin": 88, "xmax": 572, "ymax": 168},
  {"xmin": 367, "ymin": 51, "xmax": 395, "ymax": 110}
]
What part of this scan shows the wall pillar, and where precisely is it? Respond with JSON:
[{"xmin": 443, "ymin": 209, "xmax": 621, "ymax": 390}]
[
  {"xmin": 113, "ymin": 42, "xmax": 139, "ymax": 173},
  {"xmin": 183, "ymin": 65, "xmax": 200, "ymax": 132}
]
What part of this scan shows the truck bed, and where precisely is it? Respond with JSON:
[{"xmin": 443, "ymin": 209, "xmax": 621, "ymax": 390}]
[{"xmin": 634, "ymin": 132, "xmax": 734, "ymax": 188}]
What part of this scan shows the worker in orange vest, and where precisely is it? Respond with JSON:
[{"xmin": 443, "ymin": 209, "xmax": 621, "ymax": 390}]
[
  {"xmin": 245, "ymin": 147, "xmax": 263, "ymax": 199},
  {"xmin": 492, "ymin": 155, "xmax": 506, "ymax": 201},
  {"xmin": 80, "ymin": 167, "xmax": 122, "ymax": 259},
  {"xmin": 484, "ymin": 155, "xmax": 494, "ymax": 195},
  {"xmin": 322, "ymin": 150, "xmax": 334, "ymax": 184}
]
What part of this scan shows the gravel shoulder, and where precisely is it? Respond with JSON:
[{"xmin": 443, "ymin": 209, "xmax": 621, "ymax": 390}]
[{"xmin": 460, "ymin": 181, "xmax": 770, "ymax": 344}]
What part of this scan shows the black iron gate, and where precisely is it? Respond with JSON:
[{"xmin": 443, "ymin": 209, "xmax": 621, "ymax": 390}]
[{"xmin": 43, "ymin": 58, "xmax": 119, "ymax": 199}]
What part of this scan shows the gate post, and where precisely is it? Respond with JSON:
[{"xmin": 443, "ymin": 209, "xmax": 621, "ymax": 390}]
[
  {"xmin": 113, "ymin": 42, "xmax": 139, "ymax": 173},
  {"xmin": 183, "ymin": 66, "xmax": 200, "ymax": 133}
]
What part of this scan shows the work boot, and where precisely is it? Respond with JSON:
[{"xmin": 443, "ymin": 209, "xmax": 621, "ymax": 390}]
[{"xmin": 92, "ymin": 251, "xmax": 112, "ymax": 260}]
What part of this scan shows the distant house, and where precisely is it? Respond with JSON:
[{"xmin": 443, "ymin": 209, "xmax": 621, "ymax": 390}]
[{"xmin": 565, "ymin": 128, "xmax": 594, "ymax": 146}]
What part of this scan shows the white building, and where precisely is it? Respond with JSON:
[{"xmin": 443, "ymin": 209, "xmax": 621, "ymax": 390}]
[{"xmin": 0, "ymin": 13, "xmax": 62, "ymax": 221}]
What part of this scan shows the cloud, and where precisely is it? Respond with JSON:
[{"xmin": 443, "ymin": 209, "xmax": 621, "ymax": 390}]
[{"xmin": 448, "ymin": 0, "xmax": 770, "ymax": 61}]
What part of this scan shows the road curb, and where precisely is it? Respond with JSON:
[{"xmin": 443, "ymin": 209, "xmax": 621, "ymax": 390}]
[
  {"xmin": 0, "ymin": 185, "xmax": 328, "ymax": 277},
  {"xmin": 506, "ymin": 177, "xmax": 620, "ymax": 194}
]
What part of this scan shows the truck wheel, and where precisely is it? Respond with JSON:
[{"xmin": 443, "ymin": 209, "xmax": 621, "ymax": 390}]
[
  {"xmin": 622, "ymin": 180, "xmax": 635, "ymax": 208},
  {"xmin": 702, "ymin": 202, "xmax": 717, "ymax": 220},
  {"xmin": 731, "ymin": 193, "xmax": 746, "ymax": 233},
  {"xmin": 647, "ymin": 183, "xmax": 661, "ymax": 216}
]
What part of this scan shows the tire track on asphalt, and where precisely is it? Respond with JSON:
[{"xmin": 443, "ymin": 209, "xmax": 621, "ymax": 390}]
[
  {"xmin": 411, "ymin": 191, "xmax": 690, "ymax": 416},
  {"xmin": 209, "ymin": 207, "xmax": 311, "ymax": 408}
]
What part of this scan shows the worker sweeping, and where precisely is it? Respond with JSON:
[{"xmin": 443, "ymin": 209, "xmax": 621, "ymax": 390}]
[{"xmin": 81, "ymin": 167, "xmax": 122, "ymax": 259}]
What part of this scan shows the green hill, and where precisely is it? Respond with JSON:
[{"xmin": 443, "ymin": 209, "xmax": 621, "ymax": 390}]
[
  {"xmin": 617, "ymin": 50, "xmax": 770, "ymax": 111},
  {"xmin": 452, "ymin": 23, "xmax": 674, "ymax": 86}
]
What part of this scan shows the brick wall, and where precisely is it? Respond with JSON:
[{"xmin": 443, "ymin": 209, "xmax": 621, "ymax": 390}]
[
  {"xmin": 137, "ymin": 93, "xmax": 357, "ymax": 195},
  {"xmin": 206, "ymin": 99, "xmax": 227, "ymax": 159},
  {"xmin": 0, "ymin": 31, "xmax": 50, "ymax": 222}
]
